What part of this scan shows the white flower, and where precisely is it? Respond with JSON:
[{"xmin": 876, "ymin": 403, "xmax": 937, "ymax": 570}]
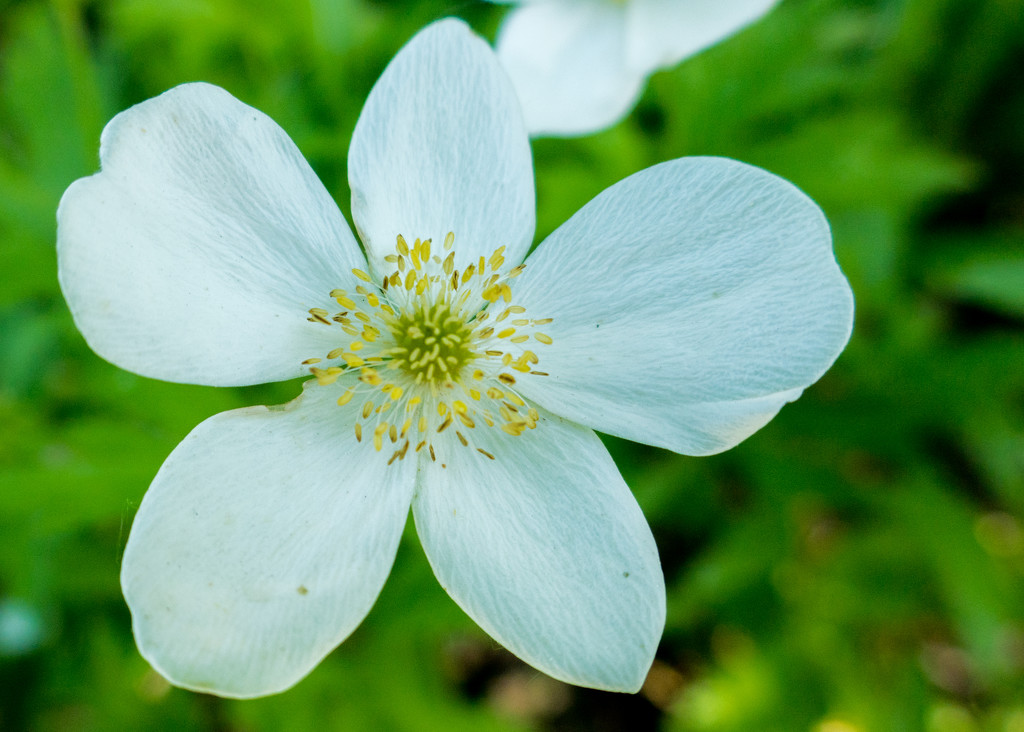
[
  {"xmin": 488, "ymin": 0, "xmax": 782, "ymax": 136},
  {"xmin": 56, "ymin": 19, "xmax": 852, "ymax": 698}
]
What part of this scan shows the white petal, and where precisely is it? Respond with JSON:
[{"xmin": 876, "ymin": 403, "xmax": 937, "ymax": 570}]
[
  {"xmin": 348, "ymin": 19, "xmax": 535, "ymax": 274},
  {"xmin": 121, "ymin": 381, "xmax": 416, "ymax": 698},
  {"xmin": 626, "ymin": 0, "xmax": 782, "ymax": 73},
  {"xmin": 413, "ymin": 411, "xmax": 664, "ymax": 692},
  {"xmin": 511, "ymin": 157, "xmax": 854, "ymax": 456},
  {"xmin": 494, "ymin": 2, "xmax": 646, "ymax": 137},
  {"xmin": 58, "ymin": 82, "xmax": 363, "ymax": 386}
]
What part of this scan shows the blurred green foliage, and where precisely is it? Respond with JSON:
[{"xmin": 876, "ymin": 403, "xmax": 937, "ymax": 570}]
[{"xmin": 1, "ymin": 0, "xmax": 1022, "ymax": 729}]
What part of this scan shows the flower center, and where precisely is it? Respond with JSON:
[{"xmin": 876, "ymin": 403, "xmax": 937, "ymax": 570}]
[
  {"xmin": 387, "ymin": 300, "xmax": 478, "ymax": 385},
  {"xmin": 302, "ymin": 232, "xmax": 552, "ymax": 466}
]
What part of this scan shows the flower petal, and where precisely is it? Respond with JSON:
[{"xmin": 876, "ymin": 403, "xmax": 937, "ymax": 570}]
[
  {"xmin": 512, "ymin": 157, "xmax": 854, "ymax": 456},
  {"xmin": 57, "ymin": 82, "xmax": 363, "ymax": 386},
  {"xmin": 626, "ymin": 0, "xmax": 782, "ymax": 73},
  {"xmin": 121, "ymin": 381, "xmax": 416, "ymax": 698},
  {"xmin": 348, "ymin": 19, "xmax": 535, "ymax": 273},
  {"xmin": 493, "ymin": 2, "xmax": 646, "ymax": 137},
  {"xmin": 413, "ymin": 411, "xmax": 664, "ymax": 692}
]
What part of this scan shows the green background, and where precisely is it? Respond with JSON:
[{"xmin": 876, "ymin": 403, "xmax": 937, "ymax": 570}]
[{"xmin": 1, "ymin": 0, "xmax": 1023, "ymax": 729}]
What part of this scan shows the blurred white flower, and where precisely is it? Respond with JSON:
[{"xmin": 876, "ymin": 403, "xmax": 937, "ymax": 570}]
[
  {"xmin": 489, "ymin": 0, "xmax": 782, "ymax": 136},
  {"xmin": 57, "ymin": 19, "xmax": 851, "ymax": 698}
]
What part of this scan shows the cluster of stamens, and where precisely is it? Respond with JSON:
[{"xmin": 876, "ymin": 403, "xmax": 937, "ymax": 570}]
[{"xmin": 302, "ymin": 232, "xmax": 552, "ymax": 466}]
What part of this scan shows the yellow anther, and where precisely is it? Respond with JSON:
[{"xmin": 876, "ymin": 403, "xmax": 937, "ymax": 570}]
[
  {"xmin": 351, "ymin": 341, "xmax": 364, "ymax": 352},
  {"xmin": 534, "ymin": 333, "xmax": 553, "ymax": 344},
  {"xmin": 418, "ymin": 416, "xmax": 428, "ymax": 432},
  {"xmin": 498, "ymin": 373, "xmax": 516, "ymax": 385},
  {"xmin": 359, "ymin": 367, "xmax": 382, "ymax": 386},
  {"xmin": 477, "ymin": 448, "xmax": 495, "ymax": 460},
  {"xmin": 353, "ymin": 312, "xmax": 371, "ymax": 324},
  {"xmin": 341, "ymin": 353, "xmax": 364, "ymax": 368},
  {"xmin": 362, "ymin": 401, "xmax": 374, "ymax": 419},
  {"xmin": 456, "ymin": 431, "xmax": 468, "ymax": 447},
  {"xmin": 327, "ymin": 348, "xmax": 346, "ymax": 359},
  {"xmin": 302, "ymin": 358, "xmax": 321, "ymax": 365},
  {"xmin": 457, "ymin": 412, "xmax": 475, "ymax": 429},
  {"xmin": 336, "ymin": 295, "xmax": 358, "ymax": 310},
  {"xmin": 444, "ymin": 231, "xmax": 455, "ymax": 250},
  {"xmin": 510, "ymin": 335, "xmax": 529, "ymax": 344},
  {"xmin": 311, "ymin": 367, "xmax": 343, "ymax": 385},
  {"xmin": 391, "ymin": 387, "xmax": 403, "ymax": 401},
  {"xmin": 396, "ymin": 234, "xmax": 409, "ymax": 256},
  {"xmin": 438, "ymin": 402, "xmax": 448, "ymax": 416},
  {"xmin": 337, "ymin": 388, "xmax": 356, "ymax": 406},
  {"xmin": 353, "ymin": 269, "xmax": 372, "ymax": 282},
  {"xmin": 482, "ymin": 286, "xmax": 500, "ymax": 302},
  {"xmin": 437, "ymin": 415, "xmax": 453, "ymax": 433},
  {"xmin": 354, "ymin": 423, "xmax": 362, "ymax": 442}
]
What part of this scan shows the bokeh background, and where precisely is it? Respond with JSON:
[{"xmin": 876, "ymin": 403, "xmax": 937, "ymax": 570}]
[{"xmin": 1, "ymin": 0, "xmax": 1023, "ymax": 729}]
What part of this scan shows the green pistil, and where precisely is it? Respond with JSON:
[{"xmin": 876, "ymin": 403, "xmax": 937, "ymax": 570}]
[{"xmin": 387, "ymin": 301, "xmax": 477, "ymax": 385}]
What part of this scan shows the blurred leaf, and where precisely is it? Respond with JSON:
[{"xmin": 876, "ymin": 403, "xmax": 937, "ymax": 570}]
[{"xmin": 925, "ymin": 230, "xmax": 1024, "ymax": 318}]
